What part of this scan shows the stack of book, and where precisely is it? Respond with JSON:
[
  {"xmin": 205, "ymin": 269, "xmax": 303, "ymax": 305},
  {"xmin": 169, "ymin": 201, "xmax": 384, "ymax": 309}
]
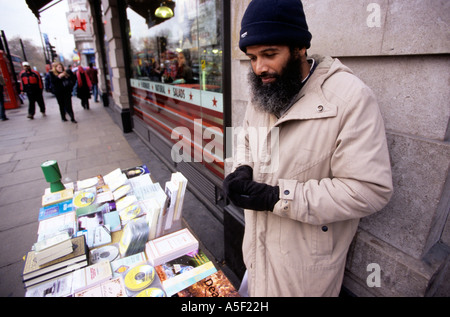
[
  {"xmin": 162, "ymin": 172, "xmax": 188, "ymax": 236},
  {"xmin": 23, "ymin": 164, "xmax": 238, "ymax": 297},
  {"xmin": 25, "ymin": 260, "xmax": 127, "ymax": 297},
  {"xmin": 22, "ymin": 235, "xmax": 89, "ymax": 289}
]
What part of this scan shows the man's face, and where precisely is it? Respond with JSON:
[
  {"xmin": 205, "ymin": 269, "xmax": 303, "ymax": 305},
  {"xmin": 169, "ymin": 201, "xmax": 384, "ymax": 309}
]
[
  {"xmin": 245, "ymin": 45, "xmax": 291, "ymax": 84},
  {"xmin": 246, "ymin": 45, "xmax": 304, "ymax": 116},
  {"xmin": 23, "ymin": 65, "xmax": 31, "ymax": 72}
]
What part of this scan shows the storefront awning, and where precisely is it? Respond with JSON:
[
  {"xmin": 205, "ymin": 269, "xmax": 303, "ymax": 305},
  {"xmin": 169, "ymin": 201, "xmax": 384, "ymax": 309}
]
[{"xmin": 25, "ymin": 0, "xmax": 62, "ymax": 19}]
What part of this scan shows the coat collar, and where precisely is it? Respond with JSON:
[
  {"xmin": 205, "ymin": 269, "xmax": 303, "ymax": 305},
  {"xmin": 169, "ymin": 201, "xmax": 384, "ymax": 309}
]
[{"xmin": 274, "ymin": 56, "xmax": 343, "ymax": 125}]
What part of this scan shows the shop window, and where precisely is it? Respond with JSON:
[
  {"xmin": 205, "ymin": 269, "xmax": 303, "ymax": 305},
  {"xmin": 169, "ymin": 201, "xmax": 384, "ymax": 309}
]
[{"xmin": 126, "ymin": 0, "xmax": 224, "ymax": 178}]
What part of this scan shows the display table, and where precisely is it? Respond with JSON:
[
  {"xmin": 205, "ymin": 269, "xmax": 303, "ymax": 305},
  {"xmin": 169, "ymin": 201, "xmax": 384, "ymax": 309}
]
[{"xmin": 22, "ymin": 164, "xmax": 239, "ymax": 297}]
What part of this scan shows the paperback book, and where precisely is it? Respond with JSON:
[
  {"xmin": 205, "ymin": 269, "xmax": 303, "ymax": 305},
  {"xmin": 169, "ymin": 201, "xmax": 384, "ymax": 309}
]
[
  {"xmin": 142, "ymin": 198, "xmax": 162, "ymax": 240},
  {"xmin": 71, "ymin": 261, "xmax": 113, "ymax": 293},
  {"xmin": 37, "ymin": 211, "xmax": 77, "ymax": 242},
  {"xmin": 163, "ymin": 181, "xmax": 179, "ymax": 233},
  {"xmin": 33, "ymin": 231, "xmax": 71, "ymax": 252},
  {"xmin": 128, "ymin": 174, "xmax": 155, "ymax": 201},
  {"xmin": 145, "ymin": 228, "xmax": 199, "ymax": 267},
  {"xmin": 25, "ymin": 273, "xmax": 74, "ymax": 297},
  {"xmin": 38, "ymin": 200, "xmax": 75, "ymax": 221},
  {"xmin": 74, "ymin": 276, "xmax": 127, "ymax": 297},
  {"xmin": 42, "ymin": 188, "xmax": 74, "ymax": 207},
  {"xmin": 35, "ymin": 238, "xmax": 73, "ymax": 266},
  {"xmin": 170, "ymin": 172, "xmax": 187, "ymax": 222},
  {"xmin": 177, "ymin": 270, "xmax": 240, "ymax": 297},
  {"xmin": 103, "ymin": 168, "xmax": 129, "ymax": 192},
  {"xmin": 155, "ymin": 249, "xmax": 217, "ymax": 297}
]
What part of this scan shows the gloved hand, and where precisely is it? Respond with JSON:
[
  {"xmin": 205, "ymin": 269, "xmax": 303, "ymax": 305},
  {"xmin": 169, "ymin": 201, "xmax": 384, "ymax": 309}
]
[
  {"xmin": 223, "ymin": 165, "xmax": 253, "ymax": 197},
  {"xmin": 223, "ymin": 165, "xmax": 279, "ymax": 211}
]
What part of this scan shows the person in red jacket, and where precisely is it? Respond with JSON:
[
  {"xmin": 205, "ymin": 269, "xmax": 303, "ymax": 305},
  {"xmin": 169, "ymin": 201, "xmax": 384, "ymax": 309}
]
[
  {"xmin": 19, "ymin": 62, "xmax": 46, "ymax": 119},
  {"xmin": 76, "ymin": 65, "xmax": 92, "ymax": 109},
  {"xmin": 85, "ymin": 63, "xmax": 99, "ymax": 102}
]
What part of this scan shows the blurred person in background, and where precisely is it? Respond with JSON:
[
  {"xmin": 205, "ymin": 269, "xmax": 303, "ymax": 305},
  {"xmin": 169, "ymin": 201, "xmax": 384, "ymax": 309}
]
[
  {"xmin": 86, "ymin": 63, "xmax": 99, "ymax": 103},
  {"xmin": 19, "ymin": 61, "xmax": 46, "ymax": 119},
  {"xmin": 50, "ymin": 62, "xmax": 77, "ymax": 123},
  {"xmin": 44, "ymin": 63, "xmax": 55, "ymax": 94},
  {"xmin": 76, "ymin": 65, "xmax": 92, "ymax": 109},
  {"xmin": 173, "ymin": 51, "xmax": 193, "ymax": 84}
]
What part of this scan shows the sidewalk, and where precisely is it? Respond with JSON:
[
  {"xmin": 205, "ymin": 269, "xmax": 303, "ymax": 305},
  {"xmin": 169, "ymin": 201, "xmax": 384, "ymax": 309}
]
[{"xmin": 0, "ymin": 92, "xmax": 238, "ymax": 297}]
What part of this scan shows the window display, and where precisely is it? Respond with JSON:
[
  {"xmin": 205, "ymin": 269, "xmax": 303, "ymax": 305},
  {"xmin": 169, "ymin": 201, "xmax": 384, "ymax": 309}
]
[{"xmin": 127, "ymin": 0, "xmax": 224, "ymax": 178}]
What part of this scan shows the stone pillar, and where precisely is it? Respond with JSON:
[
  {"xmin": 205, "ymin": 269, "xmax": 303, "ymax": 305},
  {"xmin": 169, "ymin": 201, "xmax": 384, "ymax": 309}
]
[
  {"xmin": 87, "ymin": 0, "xmax": 108, "ymax": 107},
  {"xmin": 101, "ymin": 0, "xmax": 132, "ymax": 132}
]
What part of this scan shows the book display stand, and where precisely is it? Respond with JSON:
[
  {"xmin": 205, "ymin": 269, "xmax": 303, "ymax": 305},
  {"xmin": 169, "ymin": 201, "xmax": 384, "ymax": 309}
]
[{"xmin": 23, "ymin": 164, "xmax": 239, "ymax": 297}]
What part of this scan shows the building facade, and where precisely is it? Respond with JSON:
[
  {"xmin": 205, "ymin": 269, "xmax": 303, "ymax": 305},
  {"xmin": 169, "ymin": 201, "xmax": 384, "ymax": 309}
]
[
  {"xmin": 67, "ymin": 0, "xmax": 96, "ymax": 66},
  {"xmin": 84, "ymin": 0, "xmax": 449, "ymax": 296}
]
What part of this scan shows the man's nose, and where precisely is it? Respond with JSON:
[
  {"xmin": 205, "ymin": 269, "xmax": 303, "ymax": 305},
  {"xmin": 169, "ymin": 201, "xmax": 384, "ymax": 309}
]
[{"xmin": 253, "ymin": 59, "xmax": 269, "ymax": 76}]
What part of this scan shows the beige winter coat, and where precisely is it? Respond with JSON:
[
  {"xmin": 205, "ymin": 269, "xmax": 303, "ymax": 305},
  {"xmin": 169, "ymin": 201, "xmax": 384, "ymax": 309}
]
[{"xmin": 233, "ymin": 56, "xmax": 393, "ymax": 296}]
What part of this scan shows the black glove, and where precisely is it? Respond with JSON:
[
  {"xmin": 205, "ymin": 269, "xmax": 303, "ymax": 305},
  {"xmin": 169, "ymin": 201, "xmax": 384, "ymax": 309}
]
[
  {"xmin": 223, "ymin": 165, "xmax": 279, "ymax": 211},
  {"xmin": 223, "ymin": 165, "xmax": 253, "ymax": 198}
]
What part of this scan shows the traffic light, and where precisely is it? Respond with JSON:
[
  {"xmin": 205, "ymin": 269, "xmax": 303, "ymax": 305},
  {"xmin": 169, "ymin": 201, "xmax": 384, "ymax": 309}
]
[{"xmin": 50, "ymin": 45, "xmax": 57, "ymax": 61}]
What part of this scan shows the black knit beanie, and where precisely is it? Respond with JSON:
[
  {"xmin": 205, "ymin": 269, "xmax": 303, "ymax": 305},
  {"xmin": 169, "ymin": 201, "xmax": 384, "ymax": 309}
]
[{"xmin": 239, "ymin": 0, "xmax": 312, "ymax": 52}]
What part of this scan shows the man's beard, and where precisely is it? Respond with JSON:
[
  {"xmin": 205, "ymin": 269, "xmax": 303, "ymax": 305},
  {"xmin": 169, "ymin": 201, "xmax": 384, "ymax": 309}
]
[{"xmin": 248, "ymin": 55, "xmax": 304, "ymax": 117}]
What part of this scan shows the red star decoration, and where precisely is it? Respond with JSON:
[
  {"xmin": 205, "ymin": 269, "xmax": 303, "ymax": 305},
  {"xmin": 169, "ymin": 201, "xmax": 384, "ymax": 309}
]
[
  {"xmin": 168, "ymin": 88, "xmax": 171, "ymax": 95},
  {"xmin": 70, "ymin": 16, "xmax": 87, "ymax": 31},
  {"xmin": 212, "ymin": 97, "xmax": 218, "ymax": 107},
  {"xmin": 189, "ymin": 93, "xmax": 193, "ymax": 100}
]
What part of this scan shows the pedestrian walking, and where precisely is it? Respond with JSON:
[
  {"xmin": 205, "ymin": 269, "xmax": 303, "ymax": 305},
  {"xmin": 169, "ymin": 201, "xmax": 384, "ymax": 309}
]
[
  {"xmin": 50, "ymin": 62, "xmax": 77, "ymax": 123},
  {"xmin": 19, "ymin": 62, "xmax": 46, "ymax": 119},
  {"xmin": 76, "ymin": 65, "xmax": 92, "ymax": 109},
  {"xmin": 44, "ymin": 63, "xmax": 54, "ymax": 94},
  {"xmin": 86, "ymin": 63, "xmax": 99, "ymax": 102}
]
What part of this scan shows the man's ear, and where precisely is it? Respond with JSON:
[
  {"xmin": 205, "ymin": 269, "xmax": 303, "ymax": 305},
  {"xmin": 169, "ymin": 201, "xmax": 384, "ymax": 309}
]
[{"xmin": 293, "ymin": 47, "xmax": 307, "ymax": 59}]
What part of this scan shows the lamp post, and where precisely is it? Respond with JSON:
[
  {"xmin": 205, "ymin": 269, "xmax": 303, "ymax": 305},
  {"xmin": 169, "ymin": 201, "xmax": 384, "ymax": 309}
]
[{"xmin": 37, "ymin": 20, "xmax": 50, "ymax": 64}]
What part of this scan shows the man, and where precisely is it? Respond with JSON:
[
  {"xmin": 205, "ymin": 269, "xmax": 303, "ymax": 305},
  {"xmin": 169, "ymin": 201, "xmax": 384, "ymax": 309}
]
[
  {"xmin": 19, "ymin": 61, "xmax": 46, "ymax": 119},
  {"xmin": 86, "ymin": 63, "xmax": 99, "ymax": 102},
  {"xmin": 223, "ymin": 0, "xmax": 393, "ymax": 297}
]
